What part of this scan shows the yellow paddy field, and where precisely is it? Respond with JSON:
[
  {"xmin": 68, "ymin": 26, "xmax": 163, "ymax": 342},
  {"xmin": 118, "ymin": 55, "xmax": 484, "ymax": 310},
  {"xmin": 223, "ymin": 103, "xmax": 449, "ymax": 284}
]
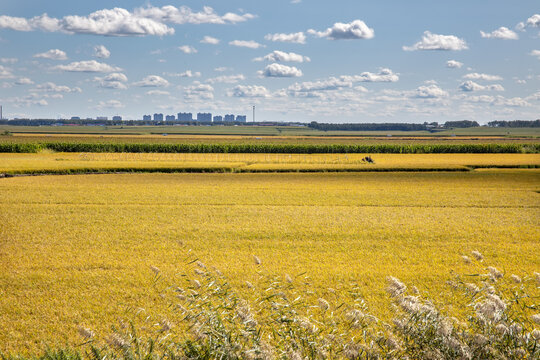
[{"xmin": 0, "ymin": 169, "xmax": 539, "ymax": 353}]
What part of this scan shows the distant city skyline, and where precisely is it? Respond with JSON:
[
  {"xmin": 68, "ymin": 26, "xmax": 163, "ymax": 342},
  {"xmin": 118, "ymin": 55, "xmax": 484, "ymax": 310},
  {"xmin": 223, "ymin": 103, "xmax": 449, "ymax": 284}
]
[{"xmin": 0, "ymin": 1, "xmax": 539, "ymax": 123}]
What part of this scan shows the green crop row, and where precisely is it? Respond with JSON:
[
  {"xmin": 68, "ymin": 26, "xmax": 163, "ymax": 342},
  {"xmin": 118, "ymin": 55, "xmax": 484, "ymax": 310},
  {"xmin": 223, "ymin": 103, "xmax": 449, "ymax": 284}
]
[{"xmin": 1, "ymin": 142, "xmax": 539, "ymax": 154}]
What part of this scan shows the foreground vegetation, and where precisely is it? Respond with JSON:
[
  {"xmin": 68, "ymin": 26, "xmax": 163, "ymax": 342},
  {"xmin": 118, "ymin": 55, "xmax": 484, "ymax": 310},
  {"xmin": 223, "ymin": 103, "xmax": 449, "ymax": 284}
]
[{"xmin": 1, "ymin": 171, "xmax": 538, "ymax": 354}]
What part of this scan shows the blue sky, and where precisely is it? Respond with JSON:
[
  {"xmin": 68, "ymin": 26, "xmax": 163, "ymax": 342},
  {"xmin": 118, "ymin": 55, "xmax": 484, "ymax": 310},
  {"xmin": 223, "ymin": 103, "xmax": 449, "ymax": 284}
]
[{"xmin": 0, "ymin": 0, "xmax": 538, "ymax": 123}]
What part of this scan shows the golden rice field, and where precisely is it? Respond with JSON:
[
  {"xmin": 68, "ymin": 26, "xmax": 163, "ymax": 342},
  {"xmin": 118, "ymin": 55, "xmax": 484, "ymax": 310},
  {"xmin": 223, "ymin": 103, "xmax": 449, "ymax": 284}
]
[
  {"xmin": 0, "ymin": 169, "xmax": 539, "ymax": 353},
  {"xmin": 0, "ymin": 152, "xmax": 539, "ymax": 174}
]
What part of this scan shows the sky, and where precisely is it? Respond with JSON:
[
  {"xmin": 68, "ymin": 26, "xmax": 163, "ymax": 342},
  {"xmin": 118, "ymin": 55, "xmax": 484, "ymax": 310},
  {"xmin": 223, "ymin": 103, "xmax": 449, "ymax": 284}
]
[{"xmin": 0, "ymin": 0, "xmax": 539, "ymax": 123}]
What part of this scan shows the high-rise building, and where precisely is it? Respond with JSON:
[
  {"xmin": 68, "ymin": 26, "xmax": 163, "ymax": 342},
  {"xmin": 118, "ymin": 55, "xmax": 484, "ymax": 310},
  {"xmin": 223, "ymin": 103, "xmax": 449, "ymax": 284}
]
[
  {"xmin": 153, "ymin": 113, "xmax": 164, "ymax": 121},
  {"xmin": 165, "ymin": 115, "xmax": 176, "ymax": 121},
  {"xmin": 236, "ymin": 115, "xmax": 247, "ymax": 123},
  {"xmin": 224, "ymin": 114, "xmax": 235, "ymax": 122},
  {"xmin": 112, "ymin": 116, "xmax": 122, "ymax": 121},
  {"xmin": 97, "ymin": 116, "xmax": 108, "ymax": 120},
  {"xmin": 197, "ymin": 113, "xmax": 212, "ymax": 122},
  {"xmin": 178, "ymin": 112, "xmax": 193, "ymax": 122},
  {"xmin": 143, "ymin": 115, "xmax": 151, "ymax": 121},
  {"xmin": 213, "ymin": 115, "xmax": 223, "ymax": 122}
]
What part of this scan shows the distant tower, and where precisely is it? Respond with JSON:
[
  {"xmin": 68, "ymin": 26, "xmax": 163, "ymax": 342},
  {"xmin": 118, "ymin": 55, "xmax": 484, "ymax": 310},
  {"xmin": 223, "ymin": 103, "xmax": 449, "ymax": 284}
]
[
  {"xmin": 253, "ymin": 105, "xmax": 255, "ymax": 123},
  {"xmin": 0, "ymin": 105, "xmax": 3, "ymax": 120}
]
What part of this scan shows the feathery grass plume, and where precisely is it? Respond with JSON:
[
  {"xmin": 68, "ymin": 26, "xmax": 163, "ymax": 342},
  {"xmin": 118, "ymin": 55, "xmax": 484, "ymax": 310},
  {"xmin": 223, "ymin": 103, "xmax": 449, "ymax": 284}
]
[
  {"xmin": 462, "ymin": 255, "xmax": 471, "ymax": 264},
  {"xmin": 150, "ymin": 265, "xmax": 160, "ymax": 275},
  {"xmin": 191, "ymin": 279, "xmax": 201, "ymax": 289},
  {"xmin": 475, "ymin": 293, "xmax": 506, "ymax": 323},
  {"xmin": 245, "ymin": 281, "xmax": 254, "ymax": 289},
  {"xmin": 194, "ymin": 268, "xmax": 204, "ymax": 275},
  {"xmin": 386, "ymin": 276, "xmax": 407, "ymax": 297},
  {"xmin": 285, "ymin": 274, "xmax": 293, "ymax": 283},
  {"xmin": 77, "ymin": 326, "xmax": 94, "ymax": 339},
  {"xmin": 195, "ymin": 261, "xmax": 206, "ymax": 269},
  {"xmin": 106, "ymin": 333, "xmax": 128, "ymax": 349},
  {"xmin": 488, "ymin": 266, "xmax": 503, "ymax": 281},
  {"xmin": 471, "ymin": 250, "xmax": 484, "ymax": 261},
  {"xmin": 510, "ymin": 274, "xmax": 521, "ymax": 283},
  {"xmin": 318, "ymin": 298, "xmax": 330, "ymax": 311},
  {"xmin": 534, "ymin": 272, "xmax": 540, "ymax": 285},
  {"xmin": 252, "ymin": 255, "xmax": 261, "ymax": 265},
  {"xmin": 465, "ymin": 283, "xmax": 480, "ymax": 293},
  {"xmin": 532, "ymin": 314, "xmax": 540, "ymax": 325},
  {"xmin": 159, "ymin": 319, "xmax": 172, "ymax": 332},
  {"xmin": 532, "ymin": 329, "xmax": 540, "ymax": 341}
]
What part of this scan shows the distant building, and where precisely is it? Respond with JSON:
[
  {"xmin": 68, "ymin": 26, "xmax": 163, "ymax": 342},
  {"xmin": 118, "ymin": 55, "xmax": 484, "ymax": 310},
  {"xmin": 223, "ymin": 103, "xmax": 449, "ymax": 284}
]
[
  {"xmin": 197, "ymin": 112, "xmax": 212, "ymax": 122},
  {"xmin": 70, "ymin": 116, "xmax": 81, "ymax": 120},
  {"xmin": 224, "ymin": 114, "xmax": 235, "ymax": 122},
  {"xmin": 236, "ymin": 115, "xmax": 247, "ymax": 123},
  {"xmin": 154, "ymin": 113, "xmax": 164, "ymax": 121},
  {"xmin": 165, "ymin": 115, "xmax": 176, "ymax": 121},
  {"xmin": 96, "ymin": 116, "xmax": 108, "ymax": 120},
  {"xmin": 213, "ymin": 115, "xmax": 223, "ymax": 122},
  {"xmin": 112, "ymin": 116, "xmax": 122, "ymax": 121},
  {"xmin": 142, "ymin": 115, "xmax": 151, "ymax": 121},
  {"xmin": 178, "ymin": 112, "xmax": 193, "ymax": 122}
]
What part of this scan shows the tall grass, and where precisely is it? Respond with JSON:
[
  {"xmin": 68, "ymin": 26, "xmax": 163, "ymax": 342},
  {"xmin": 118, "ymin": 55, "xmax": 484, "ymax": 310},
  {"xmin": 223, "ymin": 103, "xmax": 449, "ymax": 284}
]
[
  {"xmin": 4, "ymin": 253, "xmax": 538, "ymax": 359},
  {"xmin": 1, "ymin": 142, "xmax": 539, "ymax": 154}
]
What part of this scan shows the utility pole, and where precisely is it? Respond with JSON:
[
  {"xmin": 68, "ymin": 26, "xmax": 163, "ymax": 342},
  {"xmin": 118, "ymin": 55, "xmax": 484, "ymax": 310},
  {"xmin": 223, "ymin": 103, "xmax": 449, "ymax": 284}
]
[
  {"xmin": 253, "ymin": 105, "xmax": 255, "ymax": 123},
  {"xmin": 0, "ymin": 105, "xmax": 3, "ymax": 120}
]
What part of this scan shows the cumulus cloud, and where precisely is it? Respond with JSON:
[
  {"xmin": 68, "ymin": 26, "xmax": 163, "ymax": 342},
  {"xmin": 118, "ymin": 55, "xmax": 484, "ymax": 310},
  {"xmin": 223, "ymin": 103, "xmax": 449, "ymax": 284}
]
[
  {"xmin": 0, "ymin": 6, "xmax": 255, "ymax": 37},
  {"xmin": 459, "ymin": 80, "xmax": 504, "ymax": 92},
  {"xmin": 0, "ymin": 58, "xmax": 18, "ymax": 64},
  {"xmin": 254, "ymin": 50, "xmax": 310, "ymax": 63},
  {"xmin": 206, "ymin": 74, "xmax": 245, "ymax": 83},
  {"xmin": 227, "ymin": 85, "xmax": 270, "ymax": 98},
  {"xmin": 95, "ymin": 99, "xmax": 124, "ymax": 109},
  {"xmin": 146, "ymin": 90, "xmax": 170, "ymax": 96},
  {"xmin": 446, "ymin": 60, "xmax": 463, "ymax": 68},
  {"xmin": 96, "ymin": 72, "xmax": 128, "ymax": 89},
  {"xmin": 165, "ymin": 70, "xmax": 201, "ymax": 78},
  {"xmin": 32, "ymin": 82, "xmax": 82, "ymax": 93},
  {"xmin": 179, "ymin": 45, "xmax": 197, "ymax": 54},
  {"xmin": 530, "ymin": 50, "xmax": 540, "ymax": 60},
  {"xmin": 184, "ymin": 81, "xmax": 214, "ymax": 100},
  {"xmin": 403, "ymin": 31, "xmax": 468, "ymax": 51},
  {"xmin": 264, "ymin": 32, "xmax": 306, "ymax": 44},
  {"xmin": 134, "ymin": 75, "xmax": 169, "ymax": 87},
  {"xmin": 55, "ymin": 60, "xmax": 122, "ymax": 72},
  {"xmin": 308, "ymin": 20, "xmax": 374, "ymax": 40},
  {"xmin": 463, "ymin": 73, "xmax": 503, "ymax": 81},
  {"xmin": 480, "ymin": 27, "xmax": 518, "ymax": 40},
  {"xmin": 229, "ymin": 40, "xmax": 264, "ymax": 49},
  {"xmin": 94, "ymin": 45, "xmax": 111, "ymax": 58},
  {"xmin": 33, "ymin": 49, "xmax": 68, "ymax": 60},
  {"xmin": 200, "ymin": 36, "xmax": 219, "ymax": 44},
  {"xmin": 15, "ymin": 77, "xmax": 34, "ymax": 85},
  {"xmin": 414, "ymin": 85, "xmax": 448, "ymax": 99},
  {"xmin": 258, "ymin": 63, "xmax": 303, "ymax": 77},
  {"xmin": 0, "ymin": 65, "xmax": 14, "ymax": 79},
  {"xmin": 517, "ymin": 14, "xmax": 540, "ymax": 31}
]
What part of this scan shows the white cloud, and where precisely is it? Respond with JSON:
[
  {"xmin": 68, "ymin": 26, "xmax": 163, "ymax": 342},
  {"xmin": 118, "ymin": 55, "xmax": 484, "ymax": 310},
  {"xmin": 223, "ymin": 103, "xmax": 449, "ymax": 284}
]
[
  {"xmin": 259, "ymin": 63, "xmax": 303, "ymax": 77},
  {"xmin": 0, "ymin": 65, "xmax": 14, "ymax": 79},
  {"xmin": 264, "ymin": 32, "xmax": 306, "ymax": 44},
  {"xmin": 96, "ymin": 72, "xmax": 128, "ymax": 89},
  {"xmin": 179, "ymin": 45, "xmax": 197, "ymax": 54},
  {"xmin": 15, "ymin": 77, "xmax": 34, "ymax": 85},
  {"xmin": 94, "ymin": 45, "xmax": 111, "ymax": 59},
  {"xmin": 201, "ymin": 36, "xmax": 219, "ymax": 44},
  {"xmin": 0, "ymin": 58, "xmax": 18, "ymax": 64},
  {"xmin": 227, "ymin": 85, "xmax": 270, "ymax": 98},
  {"xmin": 55, "ymin": 60, "xmax": 122, "ymax": 72},
  {"xmin": 403, "ymin": 31, "xmax": 468, "ymax": 51},
  {"xmin": 348, "ymin": 68, "xmax": 399, "ymax": 82},
  {"xmin": 229, "ymin": 40, "xmax": 264, "ymax": 49},
  {"xmin": 308, "ymin": 20, "xmax": 374, "ymax": 40},
  {"xmin": 206, "ymin": 74, "xmax": 245, "ymax": 84},
  {"xmin": 446, "ymin": 60, "xmax": 463, "ymax": 68},
  {"xmin": 146, "ymin": 90, "xmax": 170, "ymax": 96},
  {"xmin": 463, "ymin": 73, "xmax": 503, "ymax": 81},
  {"xmin": 480, "ymin": 27, "xmax": 518, "ymax": 40},
  {"xmin": 0, "ymin": 6, "xmax": 255, "ymax": 37},
  {"xmin": 184, "ymin": 82, "xmax": 214, "ymax": 100},
  {"xmin": 33, "ymin": 49, "xmax": 67, "ymax": 60},
  {"xmin": 134, "ymin": 75, "xmax": 169, "ymax": 87},
  {"xmin": 165, "ymin": 70, "xmax": 201, "ymax": 78},
  {"xmin": 459, "ymin": 80, "xmax": 504, "ymax": 92},
  {"xmin": 214, "ymin": 67, "xmax": 230, "ymax": 72},
  {"xmin": 32, "ymin": 82, "xmax": 82, "ymax": 93},
  {"xmin": 492, "ymin": 96, "xmax": 529, "ymax": 107},
  {"xmin": 95, "ymin": 100, "xmax": 124, "ymax": 109},
  {"xmin": 530, "ymin": 50, "xmax": 540, "ymax": 60},
  {"xmin": 254, "ymin": 50, "xmax": 310, "ymax": 63},
  {"xmin": 517, "ymin": 14, "xmax": 540, "ymax": 31},
  {"xmin": 414, "ymin": 85, "xmax": 448, "ymax": 99}
]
